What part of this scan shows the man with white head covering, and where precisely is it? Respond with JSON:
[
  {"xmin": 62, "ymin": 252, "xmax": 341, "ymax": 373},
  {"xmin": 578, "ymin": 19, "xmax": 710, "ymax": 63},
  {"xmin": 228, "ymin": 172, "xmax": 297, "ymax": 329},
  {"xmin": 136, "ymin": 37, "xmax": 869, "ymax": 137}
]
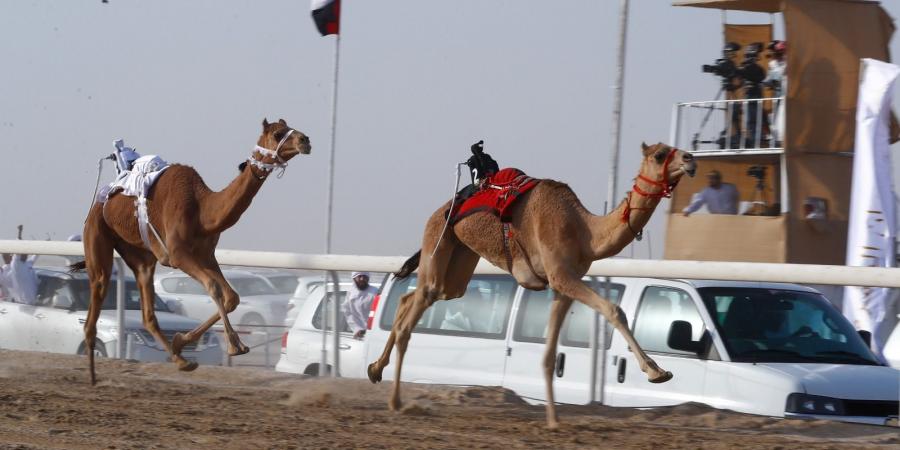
[
  {"xmin": 340, "ymin": 271, "xmax": 378, "ymax": 339},
  {"xmin": 0, "ymin": 225, "xmax": 38, "ymax": 305}
]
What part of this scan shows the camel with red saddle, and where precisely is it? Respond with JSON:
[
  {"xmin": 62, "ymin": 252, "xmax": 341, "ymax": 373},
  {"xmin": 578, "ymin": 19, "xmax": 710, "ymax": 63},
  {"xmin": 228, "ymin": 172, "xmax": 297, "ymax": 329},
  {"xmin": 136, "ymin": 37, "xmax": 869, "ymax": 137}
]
[
  {"xmin": 76, "ymin": 119, "xmax": 310, "ymax": 385},
  {"xmin": 368, "ymin": 142, "xmax": 696, "ymax": 429}
]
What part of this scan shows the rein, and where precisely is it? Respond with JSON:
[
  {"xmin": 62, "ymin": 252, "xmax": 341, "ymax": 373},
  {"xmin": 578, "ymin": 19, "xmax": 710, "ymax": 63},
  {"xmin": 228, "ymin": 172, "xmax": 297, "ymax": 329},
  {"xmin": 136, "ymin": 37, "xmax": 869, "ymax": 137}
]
[
  {"xmin": 621, "ymin": 149, "xmax": 680, "ymax": 241},
  {"xmin": 247, "ymin": 129, "xmax": 295, "ymax": 179}
]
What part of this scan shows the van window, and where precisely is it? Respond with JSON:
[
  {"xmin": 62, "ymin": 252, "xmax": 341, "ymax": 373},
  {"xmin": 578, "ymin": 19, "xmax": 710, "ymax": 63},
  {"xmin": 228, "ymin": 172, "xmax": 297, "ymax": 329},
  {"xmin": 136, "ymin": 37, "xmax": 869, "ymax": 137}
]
[
  {"xmin": 513, "ymin": 281, "xmax": 624, "ymax": 348},
  {"xmin": 163, "ymin": 277, "xmax": 207, "ymax": 295},
  {"xmin": 312, "ymin": 292, "xmax": 350, "ymax": 332},
  {"xmin": 633, "ymin": 286, "xmax": 704, "ymax": 356},
  {"xmin": 380, "ymin": 275, "xmax": 517, "ymax": 340}
]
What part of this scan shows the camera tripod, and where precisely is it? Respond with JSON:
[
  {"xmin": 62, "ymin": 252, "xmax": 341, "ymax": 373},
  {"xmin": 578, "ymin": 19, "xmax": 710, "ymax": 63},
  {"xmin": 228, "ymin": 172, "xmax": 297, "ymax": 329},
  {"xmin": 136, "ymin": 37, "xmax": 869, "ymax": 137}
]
[{"xmin": 747, "ymin": 176, "xmax": 770, "ymax": 215}]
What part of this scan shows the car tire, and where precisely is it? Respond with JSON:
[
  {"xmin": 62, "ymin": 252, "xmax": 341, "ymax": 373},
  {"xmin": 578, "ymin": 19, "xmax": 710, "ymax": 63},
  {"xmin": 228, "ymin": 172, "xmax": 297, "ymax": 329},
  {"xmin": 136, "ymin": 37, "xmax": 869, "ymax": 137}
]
[
  {"xmin": 304, "ymin": 364, "xmax": 332, "ymax": 377},
  {"xmin": 238, "ymin": 313, "xmax": 265, "ymax": 332},
  {"xmin": 78, "ymin": 340, "xmax": 107, "ymax": 358}
]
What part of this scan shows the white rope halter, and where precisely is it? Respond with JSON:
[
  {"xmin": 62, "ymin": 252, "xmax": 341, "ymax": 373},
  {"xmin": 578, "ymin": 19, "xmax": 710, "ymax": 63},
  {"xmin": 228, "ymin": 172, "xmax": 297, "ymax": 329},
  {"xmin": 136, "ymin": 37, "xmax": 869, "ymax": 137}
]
[{"xmin": 247, "ymin": 129, "xmax": 295, "ymax": 178}]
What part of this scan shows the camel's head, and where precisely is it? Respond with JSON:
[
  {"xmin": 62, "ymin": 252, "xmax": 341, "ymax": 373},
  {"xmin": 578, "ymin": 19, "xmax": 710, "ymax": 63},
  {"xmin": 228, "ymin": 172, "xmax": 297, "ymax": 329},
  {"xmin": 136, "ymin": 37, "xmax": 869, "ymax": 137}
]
[
  {"xmin": 259, "ymin": 118, "xmax": 312, "ymax": 161},
  {"xmin": 637, "ymin": 142, "xmax": 696, "ymax": 195}
]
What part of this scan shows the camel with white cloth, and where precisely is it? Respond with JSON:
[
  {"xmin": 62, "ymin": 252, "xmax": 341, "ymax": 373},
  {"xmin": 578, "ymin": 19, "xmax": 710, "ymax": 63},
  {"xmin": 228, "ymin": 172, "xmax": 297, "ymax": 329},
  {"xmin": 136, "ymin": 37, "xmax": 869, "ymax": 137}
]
[
  {"xmin": 367, "ymin": 143, "xmax": 696, "ymax": 428},
  {"xmin": 75, "ymin": 119, "xmax": 310, "ymax": 385}
]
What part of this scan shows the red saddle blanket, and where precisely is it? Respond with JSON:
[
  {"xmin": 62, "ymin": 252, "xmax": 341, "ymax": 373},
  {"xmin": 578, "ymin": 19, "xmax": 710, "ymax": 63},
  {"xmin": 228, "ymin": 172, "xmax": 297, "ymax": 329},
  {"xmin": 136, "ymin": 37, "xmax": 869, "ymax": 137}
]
[{"xmin": 451, "ymin": 168, "xmax": 540, "ymax": 223}]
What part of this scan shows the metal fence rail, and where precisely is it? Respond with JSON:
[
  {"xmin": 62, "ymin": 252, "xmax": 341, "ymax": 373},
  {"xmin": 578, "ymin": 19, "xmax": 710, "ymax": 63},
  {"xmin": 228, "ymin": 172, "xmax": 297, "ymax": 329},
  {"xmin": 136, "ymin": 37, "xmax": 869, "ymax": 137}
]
[{"xmin": 4, "ymin": 240, "xmax": 900, "ymax": 287}]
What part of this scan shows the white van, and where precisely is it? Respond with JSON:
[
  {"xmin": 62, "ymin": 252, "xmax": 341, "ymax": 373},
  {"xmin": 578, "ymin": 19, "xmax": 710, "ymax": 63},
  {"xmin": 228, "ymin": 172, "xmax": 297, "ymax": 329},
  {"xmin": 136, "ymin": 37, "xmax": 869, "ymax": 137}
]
[{"xmin": 277, "ymin": 274, "xmax": 899, "ymax": 426}]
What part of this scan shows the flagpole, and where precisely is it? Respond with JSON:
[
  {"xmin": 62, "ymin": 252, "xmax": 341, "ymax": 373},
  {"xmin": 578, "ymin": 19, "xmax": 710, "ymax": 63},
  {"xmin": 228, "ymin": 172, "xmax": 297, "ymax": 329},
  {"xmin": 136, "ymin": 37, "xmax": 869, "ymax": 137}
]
[
  {"xmin": 322, "ymin": 28, "xmax": 342, "ymax": 379},
  {"xmin": 592, "ymin": 0, "xmax": 629, "ymax": 406}
]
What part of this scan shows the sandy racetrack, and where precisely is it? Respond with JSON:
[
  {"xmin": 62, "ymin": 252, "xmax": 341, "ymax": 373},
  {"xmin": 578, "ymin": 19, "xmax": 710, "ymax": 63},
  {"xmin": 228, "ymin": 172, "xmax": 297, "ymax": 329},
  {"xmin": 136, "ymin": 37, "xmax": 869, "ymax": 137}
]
[{"xmin": 0, "ymin": 350, "xmax": 896, "ymax": 449}]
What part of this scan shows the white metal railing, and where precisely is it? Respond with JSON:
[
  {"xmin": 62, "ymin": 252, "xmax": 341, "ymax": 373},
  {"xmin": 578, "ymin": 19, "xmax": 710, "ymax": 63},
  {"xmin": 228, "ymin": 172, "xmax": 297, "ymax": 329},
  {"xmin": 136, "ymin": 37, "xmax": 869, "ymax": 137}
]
[
  {"xmin": 671, "ymin": 96, "xmax": 785, "ymax": 155},
  {"xmin": 4, "ymin": 239, "xmax": 900, "ymax": 288}
]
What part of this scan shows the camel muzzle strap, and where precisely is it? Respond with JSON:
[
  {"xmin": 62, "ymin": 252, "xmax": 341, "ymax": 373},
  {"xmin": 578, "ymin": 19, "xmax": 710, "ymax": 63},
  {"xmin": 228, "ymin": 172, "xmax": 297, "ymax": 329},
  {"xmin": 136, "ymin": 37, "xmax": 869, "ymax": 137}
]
[{"xmin": 250, "ymin": 129, "xmax": 295, "ymax": 178}]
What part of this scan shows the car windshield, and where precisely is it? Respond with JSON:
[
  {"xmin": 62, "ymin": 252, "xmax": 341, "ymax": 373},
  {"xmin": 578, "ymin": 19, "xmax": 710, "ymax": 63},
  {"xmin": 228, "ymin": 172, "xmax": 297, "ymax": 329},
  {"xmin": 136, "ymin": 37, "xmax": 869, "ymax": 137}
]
[
  {"xmin": 70, "ymin": 279, "xmax": 170, "ymax": 312},
  {"xmin": 228, "ymin": 277, "xmax": 277, "ymax": 296},
  {"xmin": 698, "ymin": 287, "xmax": 880, "ymax": 365},
  {"xmin": 265, "ymin": 275, "xmax": 299, "ymax": 294}
]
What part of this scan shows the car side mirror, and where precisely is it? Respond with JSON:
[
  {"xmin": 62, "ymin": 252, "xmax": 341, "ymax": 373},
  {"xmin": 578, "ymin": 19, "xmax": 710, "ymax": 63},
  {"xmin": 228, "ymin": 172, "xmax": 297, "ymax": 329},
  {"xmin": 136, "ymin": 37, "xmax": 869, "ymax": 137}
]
[
  {"xmin": 858, "ymin": 330, "xmax": 872, "ymax": 347},
  {"xmin": 52, "ymin": 294, "xmax": 73, "ymax": 310},
  {"xmin": 668, "ymin": 320, "xmax": 702, "ymax": 354}
]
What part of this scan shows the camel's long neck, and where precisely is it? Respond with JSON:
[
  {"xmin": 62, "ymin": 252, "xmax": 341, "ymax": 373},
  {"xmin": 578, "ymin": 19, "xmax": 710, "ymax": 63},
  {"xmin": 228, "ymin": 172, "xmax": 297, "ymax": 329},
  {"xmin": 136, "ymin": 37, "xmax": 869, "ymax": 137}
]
[
  {"xmin": 585, "ymin": 189, "xmax": 662, "ymax": 260},
  {"xmin": 200, "ymin": 165, "xmax": 265, "ymax": 234}
]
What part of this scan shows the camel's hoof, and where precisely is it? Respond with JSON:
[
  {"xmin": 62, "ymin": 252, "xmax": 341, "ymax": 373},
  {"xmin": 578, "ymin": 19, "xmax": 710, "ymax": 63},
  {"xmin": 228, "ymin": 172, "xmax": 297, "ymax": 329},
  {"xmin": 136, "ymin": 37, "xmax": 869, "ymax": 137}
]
[
  {"xmin": 228, "ymin": 342, "xmax": 250, "ymax": 356},
  {"xmin": 367, "ymin": 363, "xmax": 382, "ymax": 384},
  {"xmin": 177, "ymin": 359, "xmax": 199, "ymax": 372},
  {"xmin": 546, "ymin": 420, "xmax": 560, "ymax": 431},
  {"xmin": 388, "ymin": 397, "xmax": 402, "ymax": 412},
  {"xmin": 171, "ymin": 332, "xmax": 190, "ymax": 356},
  {"xmin": 649, "ymin": 371, "xmax": 673, "ymax": 384}
]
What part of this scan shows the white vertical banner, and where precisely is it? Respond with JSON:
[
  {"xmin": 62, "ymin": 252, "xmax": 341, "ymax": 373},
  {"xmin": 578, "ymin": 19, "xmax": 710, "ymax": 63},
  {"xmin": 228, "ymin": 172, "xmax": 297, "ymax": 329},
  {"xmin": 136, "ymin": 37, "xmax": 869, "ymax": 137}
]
[{"xmin": 843, "ymin": 58, "xmax": 900, "ymax": 358}]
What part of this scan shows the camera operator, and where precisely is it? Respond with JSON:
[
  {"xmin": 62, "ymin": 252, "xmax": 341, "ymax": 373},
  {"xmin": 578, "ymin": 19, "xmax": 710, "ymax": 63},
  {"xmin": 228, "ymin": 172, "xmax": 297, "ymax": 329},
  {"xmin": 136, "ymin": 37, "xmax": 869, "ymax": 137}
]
[
  {"xmin": 736, "ymin": 42, "xmax": 767, "ymax": 147},
  {"xmin": 702, "ymin": 42, "xmax": 742, "ymax": 147},
  {"xmin": 763, "ymin": 40, "xmax": 787, "ymax": 145}
]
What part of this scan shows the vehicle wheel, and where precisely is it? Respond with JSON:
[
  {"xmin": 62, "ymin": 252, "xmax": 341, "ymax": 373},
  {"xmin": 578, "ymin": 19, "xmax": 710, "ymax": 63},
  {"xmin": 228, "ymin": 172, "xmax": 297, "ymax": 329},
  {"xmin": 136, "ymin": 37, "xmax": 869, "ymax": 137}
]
[
  {"xmin": 304, "ymin": 364, "xmax": 332, "ymax": 377},
  {"xmin": 78, "ymin": 340, "xmax": 107, "ymax": 358},
  {"xmin": 238, "ymin": 313, "xmax": 265, "ymax": 332}
]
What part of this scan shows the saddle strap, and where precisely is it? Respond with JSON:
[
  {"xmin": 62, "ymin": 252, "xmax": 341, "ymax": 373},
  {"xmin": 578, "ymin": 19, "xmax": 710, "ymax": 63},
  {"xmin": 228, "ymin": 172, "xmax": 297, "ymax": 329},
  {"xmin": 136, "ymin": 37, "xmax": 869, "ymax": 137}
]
[{"xmin": 501, "ymin": 222, "xmax": 548, "ymax": 284}]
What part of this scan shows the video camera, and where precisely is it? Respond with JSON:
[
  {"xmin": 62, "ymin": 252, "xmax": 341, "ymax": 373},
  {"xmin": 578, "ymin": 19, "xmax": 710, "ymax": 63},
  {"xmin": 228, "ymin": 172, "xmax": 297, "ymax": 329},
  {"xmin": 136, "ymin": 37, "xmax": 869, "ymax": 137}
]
[
  {"xmin": 747, "ymin": 165, "xmax": 767, "ymax": 180},
  {"xmin": 702, "ymin": 42, "xmax": 740, "ymax": 89}
]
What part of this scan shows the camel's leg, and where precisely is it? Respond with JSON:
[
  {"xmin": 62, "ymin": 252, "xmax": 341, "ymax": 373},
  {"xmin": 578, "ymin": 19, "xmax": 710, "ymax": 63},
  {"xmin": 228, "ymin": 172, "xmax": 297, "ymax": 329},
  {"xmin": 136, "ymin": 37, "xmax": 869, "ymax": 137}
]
[
  {"xmin": 118, "ymin": 246, "xmax": 198, "ymax": 371},
  {"xmin": 387, "ymin": 289, "xmax": 436, "ymax": 411},
  {"xmin": 367, "ymin": 244, "xmax": 478, "ymax": 384},
  {"xmin": 542, "ymin": 293, "xmax": 573, "ymax": 430},
  {"xmin": 82, "ymin": 207, "xmax": 115, "ymax": 386},
  {"xmin": 550, "ymin": 273, "xmax": 672, "ymax": 383},
  {"xmin": 367, "ymin": 291, "xmax": 413, "ymax": 383},
  {"xmin": 170, "ymin": 258, "xmax": 248, "ymax": 357}
]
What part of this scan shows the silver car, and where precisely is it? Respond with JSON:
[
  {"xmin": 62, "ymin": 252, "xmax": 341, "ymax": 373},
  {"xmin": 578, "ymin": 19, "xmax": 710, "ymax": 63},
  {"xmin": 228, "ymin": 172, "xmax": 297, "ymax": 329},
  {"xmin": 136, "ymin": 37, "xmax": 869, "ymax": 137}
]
[
  {"xmin": 0, "ymin": 267, "xmax": 221, "ymax": 364},
  {"xmin": 154, "ymin": 269, "xmax": 289, "ymax": 327}
]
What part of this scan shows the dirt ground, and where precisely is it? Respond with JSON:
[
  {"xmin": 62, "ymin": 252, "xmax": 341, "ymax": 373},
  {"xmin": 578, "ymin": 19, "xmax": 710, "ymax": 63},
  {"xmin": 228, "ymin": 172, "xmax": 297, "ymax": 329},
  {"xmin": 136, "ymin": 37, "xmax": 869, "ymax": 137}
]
[{"xmin": 0, "ymin": 350, "xmax": 896, "ymax": 450}]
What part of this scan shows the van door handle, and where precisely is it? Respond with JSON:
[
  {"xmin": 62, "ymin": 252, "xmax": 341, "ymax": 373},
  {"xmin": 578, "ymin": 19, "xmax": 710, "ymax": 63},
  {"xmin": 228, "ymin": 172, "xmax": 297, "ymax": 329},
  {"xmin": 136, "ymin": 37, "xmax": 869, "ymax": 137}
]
[
  {"xmin": 35, "ymin": 313, "xmax": 46, "ymax": 319},
  {"xmin": 555, "ymin": 352, "xmax": 566, "ymax": 378},
  {"xmin": 0, "ymin": 308, "xmax": 7, "ymax": 314},
  {"xmin": 338, "ymin": 344, "xmax": 351, "ymax": 350},
  {"xmin": 617, "ymin": 358, "xmax": 627, "ymax": 383}
]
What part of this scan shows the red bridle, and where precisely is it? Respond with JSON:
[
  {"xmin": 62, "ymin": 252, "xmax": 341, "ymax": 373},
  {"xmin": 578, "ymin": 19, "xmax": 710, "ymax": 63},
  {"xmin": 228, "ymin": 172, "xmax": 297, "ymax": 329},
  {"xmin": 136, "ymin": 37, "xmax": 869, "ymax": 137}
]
[{"xmin": 621, "ymin": 148, "xmax": 681, "ymax": 240}]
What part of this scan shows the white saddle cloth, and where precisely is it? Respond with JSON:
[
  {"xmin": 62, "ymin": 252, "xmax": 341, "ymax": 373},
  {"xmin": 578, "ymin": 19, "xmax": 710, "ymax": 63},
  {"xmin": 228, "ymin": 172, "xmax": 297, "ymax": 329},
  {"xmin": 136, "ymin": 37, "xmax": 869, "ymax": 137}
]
[{"xmin": 98, "ymin": 155, "xmax": 170, "ymax": 253}]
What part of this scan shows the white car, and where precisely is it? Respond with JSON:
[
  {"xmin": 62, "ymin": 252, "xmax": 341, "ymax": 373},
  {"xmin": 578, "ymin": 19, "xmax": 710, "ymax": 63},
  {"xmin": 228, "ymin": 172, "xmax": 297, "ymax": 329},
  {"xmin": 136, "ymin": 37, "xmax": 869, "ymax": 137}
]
[
  {"xmin": 283, "ymin": 274, "xmax": 382, "ymax": 327},
  {"xmin": 155, "ymin": 269, "xmax": 289, "ymax": 327},
  {"xmin": 0, "ymin": 267, "xmax": 221, "ymax": 365},
  {"xmin": 277, "ymin": 273, "xmax": 899, "ymax": 426},
  {"xmin": 884, "ymin": 317, "xmax": 900, "ymax": 368}
]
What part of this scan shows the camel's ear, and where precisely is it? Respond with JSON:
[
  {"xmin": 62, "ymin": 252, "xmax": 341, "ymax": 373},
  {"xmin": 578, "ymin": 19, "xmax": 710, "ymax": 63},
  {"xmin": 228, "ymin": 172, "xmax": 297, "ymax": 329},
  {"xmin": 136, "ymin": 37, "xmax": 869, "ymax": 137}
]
[
  {"xmin": 641, "ymin": 142, "xmax": 653, "ymax": 157},
  {"xmin": 278, "ymin": 118, "xmax": 287, "ymax": 126},
  {"xmin": 262, "ymin": 118, "xmax": 269, "ymax": 129}
]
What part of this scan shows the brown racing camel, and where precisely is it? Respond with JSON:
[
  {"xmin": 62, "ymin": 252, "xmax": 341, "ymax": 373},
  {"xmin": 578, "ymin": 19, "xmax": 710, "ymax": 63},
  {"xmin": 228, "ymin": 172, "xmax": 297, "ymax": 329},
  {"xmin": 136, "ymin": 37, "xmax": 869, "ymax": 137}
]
[
  {"xmin": 76, "ymin": 119, "xmax": 310, "ymax": 385},
  {"xmin": 368, "ymin": 142, "xmax": 696, "ymax": 428}
]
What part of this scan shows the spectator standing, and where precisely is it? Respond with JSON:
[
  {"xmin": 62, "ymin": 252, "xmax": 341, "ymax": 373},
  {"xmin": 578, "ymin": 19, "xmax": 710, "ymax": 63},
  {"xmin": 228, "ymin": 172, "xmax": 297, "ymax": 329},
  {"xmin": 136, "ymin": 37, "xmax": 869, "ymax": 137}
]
[
  {"xmin": 340, "ymin": 271, "xmax": 378, "ymax": 339},
  {"xmin": 683, "ymin": 170, "xmax": 740, "ymax": 216},
  {"xmin": 0, "ymin": 225, "xmax": 38, "ymax": 305}
]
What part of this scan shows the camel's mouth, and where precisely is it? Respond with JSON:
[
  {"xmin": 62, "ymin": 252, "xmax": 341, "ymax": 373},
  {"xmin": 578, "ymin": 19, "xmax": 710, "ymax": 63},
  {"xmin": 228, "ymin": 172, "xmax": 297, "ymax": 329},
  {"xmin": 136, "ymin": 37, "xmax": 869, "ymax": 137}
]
[{"xmin": 299, "ymin": 143, "xmax": 312, "ymax": 155}]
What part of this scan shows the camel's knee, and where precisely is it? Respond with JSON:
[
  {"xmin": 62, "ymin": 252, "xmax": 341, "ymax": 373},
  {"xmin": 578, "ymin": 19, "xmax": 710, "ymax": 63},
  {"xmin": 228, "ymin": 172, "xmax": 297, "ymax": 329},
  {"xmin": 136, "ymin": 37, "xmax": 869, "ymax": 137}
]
[
  {"xmin": 222, "ymin": 289, "xmax": 240, "ymax": 313},
  {"xmin": 542, "ymin": 352, "xmax": 557, "ymax": 372},
  {"xmin": 607, "ymin": 305, "xmax": 629, "ymax": 329}
]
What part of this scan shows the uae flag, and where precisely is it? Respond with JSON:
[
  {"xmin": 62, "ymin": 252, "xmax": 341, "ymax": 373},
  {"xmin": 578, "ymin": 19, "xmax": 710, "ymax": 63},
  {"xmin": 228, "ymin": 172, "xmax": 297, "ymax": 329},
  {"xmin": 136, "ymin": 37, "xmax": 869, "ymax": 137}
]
[{"xmin": 311, "ymin": 0, "xmax": 340, "ymax": 36}]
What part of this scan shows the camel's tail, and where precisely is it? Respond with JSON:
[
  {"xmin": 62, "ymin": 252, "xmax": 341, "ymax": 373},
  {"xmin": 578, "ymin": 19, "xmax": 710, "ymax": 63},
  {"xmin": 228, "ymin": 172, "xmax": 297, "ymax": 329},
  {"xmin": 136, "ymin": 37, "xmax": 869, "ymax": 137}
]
[
  {"xmin": 394, "ymin": 250, "xmax": 421, "ymax": 279},
  {"xmin": 68, "ymin": 261, "xmax": 87, "ymax": 273}
]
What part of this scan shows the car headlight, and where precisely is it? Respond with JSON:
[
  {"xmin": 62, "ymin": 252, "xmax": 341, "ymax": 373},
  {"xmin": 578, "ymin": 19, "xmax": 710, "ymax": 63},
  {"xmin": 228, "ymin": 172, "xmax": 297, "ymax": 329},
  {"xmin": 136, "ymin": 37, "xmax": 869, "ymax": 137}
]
[{"xmin": 786, "ymin": 393, "xmax": 846, "ymax": 415}]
